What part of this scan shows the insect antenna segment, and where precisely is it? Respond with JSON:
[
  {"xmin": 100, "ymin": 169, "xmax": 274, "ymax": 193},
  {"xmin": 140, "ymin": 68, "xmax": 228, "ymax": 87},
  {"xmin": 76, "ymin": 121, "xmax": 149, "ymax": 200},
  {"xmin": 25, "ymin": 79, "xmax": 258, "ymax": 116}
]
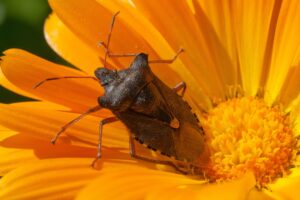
[
  {"xmin": 33, "ymin": 76, "xmax": 97, "ymax": 89},
  {"xmin": 102, "ymin": 11, "xmax": 120, "ymax": 68}
]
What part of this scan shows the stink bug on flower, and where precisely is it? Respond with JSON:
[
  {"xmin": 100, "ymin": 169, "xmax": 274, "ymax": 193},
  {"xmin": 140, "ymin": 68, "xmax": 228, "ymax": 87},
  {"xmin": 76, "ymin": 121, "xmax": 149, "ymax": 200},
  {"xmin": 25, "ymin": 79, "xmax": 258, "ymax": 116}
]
[{"xmin": 35, "ymin": 12, "xmax": 209, "ymax": 175}]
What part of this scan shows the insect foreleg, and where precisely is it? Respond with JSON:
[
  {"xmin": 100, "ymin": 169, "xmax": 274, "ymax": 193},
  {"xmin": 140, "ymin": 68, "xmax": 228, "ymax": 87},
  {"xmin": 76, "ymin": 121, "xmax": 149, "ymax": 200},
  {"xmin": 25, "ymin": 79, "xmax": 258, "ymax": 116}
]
[{"xmin": 91, "ymin": 116, "xmax": 119, "ymax": 167}]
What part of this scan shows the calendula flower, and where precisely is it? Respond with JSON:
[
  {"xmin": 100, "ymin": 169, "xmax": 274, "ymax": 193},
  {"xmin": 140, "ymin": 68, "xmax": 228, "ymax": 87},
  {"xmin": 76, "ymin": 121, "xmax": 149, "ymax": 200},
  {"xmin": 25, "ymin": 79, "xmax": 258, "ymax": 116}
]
[{"xmin": 1, "ymin": 0, "xmax": 300, "ymax": 199}]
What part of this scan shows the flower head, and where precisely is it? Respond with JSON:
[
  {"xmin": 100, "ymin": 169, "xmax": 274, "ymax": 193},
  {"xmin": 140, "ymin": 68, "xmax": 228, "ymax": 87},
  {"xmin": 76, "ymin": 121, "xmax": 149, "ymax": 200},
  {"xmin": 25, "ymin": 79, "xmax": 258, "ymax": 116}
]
[{"xmin": 1, "ymin": 0, "xmax": 300, "ymax": 199}]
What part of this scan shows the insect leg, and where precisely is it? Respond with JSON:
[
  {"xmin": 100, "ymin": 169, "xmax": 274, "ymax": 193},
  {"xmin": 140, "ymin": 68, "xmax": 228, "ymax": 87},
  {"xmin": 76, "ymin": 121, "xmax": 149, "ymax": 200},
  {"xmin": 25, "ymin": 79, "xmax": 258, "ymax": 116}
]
[
  {"xmin": 128, "ymin": 134, "xmax": 188, "ymax": 174},
  {"xmin": 172, "ymin": 81, "xmax": 186, "ymax": 97},
  {"xmin": 51, "ymin": 105, "xmax": 102, "ymax": 144},
  {"xmin": 148, "ymin": 48, "xmax": 184, "ymax": 64},
  {"xmin": 91, "ymin": 116, "xmax": 119, "ymax": 167},
  {"xmin": 107, "ymin": 53, "xmax": 139, "ymax": 58},
  {"xmin": 34, "ymin": 76, "xmax": 97, "ymax": 89}
]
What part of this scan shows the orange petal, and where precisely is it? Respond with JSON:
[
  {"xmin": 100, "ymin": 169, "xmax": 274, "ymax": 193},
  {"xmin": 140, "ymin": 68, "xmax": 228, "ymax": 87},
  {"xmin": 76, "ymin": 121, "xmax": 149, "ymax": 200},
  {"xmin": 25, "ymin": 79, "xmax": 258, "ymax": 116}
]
[
  {"xmin": 0, "ymin": 158, "xmax": 101, "ymax": 199},
  {"xmin": 0, "ymin": 102, "xmax": 128, "ymax": 148},
  {"xmin": 10, "ymin": 100, "xmax": 68, "ymax": 110},
  {"xmin": 0, "ymin": 157, "xmax": 169, "ymax": 200},
  {"xmin": 291, "ymin": 105, "xmax": 300, "ymax": 138},
  {"xmin": 265, "ymin": 1, "xmax": 300, "ymax": 105},
  {"xmin": 48, "ymin": 0, "xmax": 213, "ymax": 111},
  {"xmin": 278, "ymin": 63, "xmax": 300, "ymax": 112},
  {"xmin": 76, "ymin": 167, "xmax": 202, "ymax": 200},
  {"xmin": 0, "ymin": 124, "xmax": 11, "ymax": 131},
  {"xmin": 147, "ymin": 180, "xmax": 270, "ymax": 200},
  {"xmin": 191, "ymin": 0, "xmax": 239, "ymax": 94},
  {"xmin": 0, "ymin": 131, "xmax": 38, "ymax": 175},
  {"xmin": 0, "ymin": 129, "xmax": 105, "ymax": 175},
  {"xmin": 157, "ymin": 174, "xmax": 258, "ymax": 200},
  {"xmin": 76, "ymin": 168, "xmax": 255, "ymax": 200},
  {"xmin": 0, "ymin": 67, "xmax": 37, "ymax": 100},
  {"xmin": 192, "ymin": 173, "xmax": 256, "ymax": 200},
  {"xmin": 228, "ymin": 0, "xmax": 276, "ymax": 96},
  {"xmin": 246, "ymin": 187, "xmax": 280, "ymax": 200},
  {"xmin": 1, "ymin": 49, "xmax": 102, "ymax": 112},
  {"xmin": 44, "ymin": 14, "xmax": 102, "ymax": 75},
  {"xmin": 269, "ymin": 168, "xmax": 300, "ymax": 200},
  {"xmin": 195, "ymin": 0, "xmax": 238, "ymax": 77}
]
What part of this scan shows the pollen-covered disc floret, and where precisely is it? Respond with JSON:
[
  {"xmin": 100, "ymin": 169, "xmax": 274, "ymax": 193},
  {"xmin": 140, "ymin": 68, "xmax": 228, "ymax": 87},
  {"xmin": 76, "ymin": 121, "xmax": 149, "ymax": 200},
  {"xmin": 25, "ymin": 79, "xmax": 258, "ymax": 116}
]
[{"xmin": 202, "ymin": 97, "xmax": 298, "ymax": 185}]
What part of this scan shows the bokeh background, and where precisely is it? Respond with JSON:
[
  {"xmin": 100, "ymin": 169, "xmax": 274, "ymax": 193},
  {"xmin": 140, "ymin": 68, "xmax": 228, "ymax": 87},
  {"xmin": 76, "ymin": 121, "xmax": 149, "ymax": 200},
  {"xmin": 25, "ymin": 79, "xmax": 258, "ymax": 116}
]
[{"xmin": 0, "ymin": 0, "xmax": 65, "ymax": 103}]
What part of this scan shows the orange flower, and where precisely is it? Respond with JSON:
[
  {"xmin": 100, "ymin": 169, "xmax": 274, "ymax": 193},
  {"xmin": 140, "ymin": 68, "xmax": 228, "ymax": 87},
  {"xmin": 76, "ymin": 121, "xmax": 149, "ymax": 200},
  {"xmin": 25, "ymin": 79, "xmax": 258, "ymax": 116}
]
[{"xmin": 1, "ymin": 0, "xmax": 300, "ymax": 199}]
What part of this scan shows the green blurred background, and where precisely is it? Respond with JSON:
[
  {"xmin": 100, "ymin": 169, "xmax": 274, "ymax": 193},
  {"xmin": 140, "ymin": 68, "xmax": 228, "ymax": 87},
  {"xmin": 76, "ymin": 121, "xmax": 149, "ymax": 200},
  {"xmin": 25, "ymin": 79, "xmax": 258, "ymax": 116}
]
[{"xmin": 0, "ymin": 0, "xmax": 64, "ymax": 103}]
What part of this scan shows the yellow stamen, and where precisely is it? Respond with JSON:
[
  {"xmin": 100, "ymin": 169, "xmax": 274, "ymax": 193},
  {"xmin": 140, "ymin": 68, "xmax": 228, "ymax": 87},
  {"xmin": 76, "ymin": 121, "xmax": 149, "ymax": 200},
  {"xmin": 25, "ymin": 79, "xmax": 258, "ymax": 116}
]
[{"xmin": 201, "ymin": 97, "xmax": 298, "ymax": 185}]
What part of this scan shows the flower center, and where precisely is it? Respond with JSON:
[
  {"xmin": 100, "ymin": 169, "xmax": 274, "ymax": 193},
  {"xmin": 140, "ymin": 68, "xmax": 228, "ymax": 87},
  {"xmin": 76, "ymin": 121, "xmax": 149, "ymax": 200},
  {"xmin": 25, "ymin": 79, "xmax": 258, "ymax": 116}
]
[{"xmin": 201, "ymin": 97, "xmax": 298, "ymax": 185}]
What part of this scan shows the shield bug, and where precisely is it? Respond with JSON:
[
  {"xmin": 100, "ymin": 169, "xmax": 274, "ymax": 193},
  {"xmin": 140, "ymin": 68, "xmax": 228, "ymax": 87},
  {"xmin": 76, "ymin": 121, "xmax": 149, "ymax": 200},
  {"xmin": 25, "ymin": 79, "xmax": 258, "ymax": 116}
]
[{"xmin": 35, "ymin": 12, "xmax": 208, "ymax": 174}]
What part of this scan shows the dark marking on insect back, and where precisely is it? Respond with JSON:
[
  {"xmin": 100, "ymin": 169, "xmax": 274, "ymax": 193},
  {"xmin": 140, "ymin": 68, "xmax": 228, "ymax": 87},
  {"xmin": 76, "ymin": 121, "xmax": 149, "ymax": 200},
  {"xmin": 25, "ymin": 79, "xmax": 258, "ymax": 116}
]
[{"xmin": 193, "ymin": 113, "xmax": 200, "ymax": 123}]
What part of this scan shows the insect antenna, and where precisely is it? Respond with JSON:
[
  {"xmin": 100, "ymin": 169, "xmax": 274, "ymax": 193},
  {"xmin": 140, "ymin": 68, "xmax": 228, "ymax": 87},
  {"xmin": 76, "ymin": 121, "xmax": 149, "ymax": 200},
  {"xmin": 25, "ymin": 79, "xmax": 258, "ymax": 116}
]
[
  {"xmin": 99, "ymin": 11, "xmax": 141, "ymax": 67},
  {"xmin": 102, "ymin": 11, "xmax": 120, "ymax": 68},
  {"xmin": 33, "ymin": 76, "xmax": 97, "ymax": 89}
]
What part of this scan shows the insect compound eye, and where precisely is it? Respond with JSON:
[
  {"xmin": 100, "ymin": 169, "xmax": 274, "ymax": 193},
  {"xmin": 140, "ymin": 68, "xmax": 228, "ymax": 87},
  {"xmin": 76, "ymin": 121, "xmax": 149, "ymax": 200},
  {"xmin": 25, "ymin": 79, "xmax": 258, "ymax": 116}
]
[{"xmin": 98, "ymin": 96, "xmax": 109, "ymax": 108}]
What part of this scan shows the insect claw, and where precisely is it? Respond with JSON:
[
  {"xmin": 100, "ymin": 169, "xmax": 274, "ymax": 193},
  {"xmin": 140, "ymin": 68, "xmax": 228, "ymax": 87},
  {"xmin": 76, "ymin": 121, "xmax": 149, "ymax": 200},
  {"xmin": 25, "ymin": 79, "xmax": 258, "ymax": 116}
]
[
  {"xmin": 90, "ymin": 157, "xmax": 100, "ymax": 168},
  {"xmin": 51, "ymin": 128, "xmax": 65, "ymax": 145},
  {"xmin": 174, "ymin": 47, "xmax": 184, "ymax": 59},
  {"xmin": 90, "ymin": 160, "xmax": 96, "ymax": 168},
  {"xmin": 50, "ymin": 138, "xmax": 57, "ymax": 145},
  {"xmin": 98, "ymin": 41, "xmax": 107, "ymax": 48},
  {"xmin": 33, "ymin": 81, "xmax": 43, "ymax": 89},
  {"xmin": 115, "ymin": 10, "xmax": 120, "ymax": 16}
]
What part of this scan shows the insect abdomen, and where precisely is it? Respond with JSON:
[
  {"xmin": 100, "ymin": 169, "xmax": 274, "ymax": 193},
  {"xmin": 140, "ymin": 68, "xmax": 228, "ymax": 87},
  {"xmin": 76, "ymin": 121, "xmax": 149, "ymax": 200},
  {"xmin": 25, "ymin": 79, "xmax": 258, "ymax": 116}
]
[{"xmin": 115, "ymin": 110, "xmax": 177, "ymax": 157}]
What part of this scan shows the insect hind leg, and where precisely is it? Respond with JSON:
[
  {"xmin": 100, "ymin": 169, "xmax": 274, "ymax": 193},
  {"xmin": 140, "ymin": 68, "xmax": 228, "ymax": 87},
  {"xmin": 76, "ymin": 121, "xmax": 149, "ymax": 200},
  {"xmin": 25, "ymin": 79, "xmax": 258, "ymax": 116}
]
[{"xmin": 128, "ymin": 134, "xmax": 189, "ymax": 175}]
